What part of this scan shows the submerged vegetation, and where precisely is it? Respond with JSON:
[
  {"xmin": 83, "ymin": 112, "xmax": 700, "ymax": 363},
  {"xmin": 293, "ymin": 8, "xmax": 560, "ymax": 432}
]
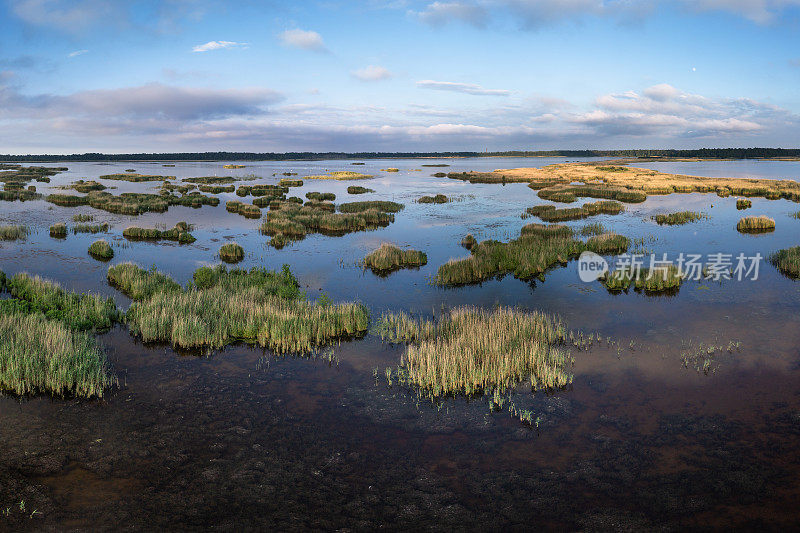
[
  {"xmin": 769, "ymin": 247, "xmax": 800, "ymax": 279},
  {"xmin": 88, "ymin": 239, "xmax": 114, "ymax": 260},
  {"xmin": 652, "ymin": 211, "xmax": 705, "ymax": 225},
  {"xmin": 219, "ymin": 242, "xmax": 245, "ymax": 263},
  {"xmin": 737, "ymin": 216, "xmax": 776, "ymax": 233},
  {"xmin": 377, "ymin": 306, "xmax": 573, "ymax": 397},
  {"xmin": 119, "ymin": 263, "xmax": 369, "ymax": 354},
  {"xmin": 363, "ymin": 244, "xmax": 427, "ymax": 274}
]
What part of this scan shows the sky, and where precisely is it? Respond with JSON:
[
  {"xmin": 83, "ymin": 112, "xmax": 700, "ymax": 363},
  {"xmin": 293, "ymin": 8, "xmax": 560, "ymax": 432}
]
[{"xmin": 0, "ymin": 0, "xmax": 799, "ymax": 154}]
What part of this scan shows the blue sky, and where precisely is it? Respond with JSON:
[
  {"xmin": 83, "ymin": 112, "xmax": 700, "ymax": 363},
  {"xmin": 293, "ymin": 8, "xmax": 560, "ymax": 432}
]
[{"xmin": 1, "ymin": 0, "xmax": 799, "ymax": 153}]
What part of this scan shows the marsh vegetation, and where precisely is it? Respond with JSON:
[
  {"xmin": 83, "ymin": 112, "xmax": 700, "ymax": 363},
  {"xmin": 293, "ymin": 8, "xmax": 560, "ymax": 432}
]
[
  {"xmin": 305, "ymin": 171, "xmax": 373, "ymax": 180},
  {"xmin": 737, "ymin": 215, "xmax": 776, "ymax": 233},
  {"xmin": 123, "ymin": 222, "xmax": 196, "ymax": 243},
  {"xmin": 418, "ymin": 194, "xmax": 449, "ymax": 204},
  {"xmin": 88, "ymin": 240, "xmax": 114, "ymax": 260},
  {"xmin": 363, "ymin": 244, "xmax": 427, "ymax": 274},
  {"xmin": 219, "ymin": 242, "xmax": 245, "ymax": 263},
  {"xmin": 652, "ymin": 211, "xmax": 705, "ymax": 225},
  {"xmin": 0, "ymin": 225, "xmax": 28, "ymax": 241},
  {"xmin": 769, "ymin": 247, "xmax": 800, "ymax": 279},
  {"xmin": 347, "ymin": 186, "xmax": 374, "ymax": 194}
]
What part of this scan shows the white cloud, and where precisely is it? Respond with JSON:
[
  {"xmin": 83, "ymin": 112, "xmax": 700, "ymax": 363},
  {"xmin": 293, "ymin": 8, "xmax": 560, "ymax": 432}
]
[
  {"xmin": 417, "ymin": 80, "xmax": 510, "ymax": 96},
  {"xmin": 414, "ymin": 1, "xmax": 488, "ymax": 27},
  {"xmin": 351, "ymin": 65, "xmax": 394, "ymax": 81},
  {"xmin": 68, "ymin": 49, "xmax": 88, "ymax": 58},
  {"xmin": 278, "ymin": 29, "xmax": 328, "ymax": 52},
  {"xmin": 192, "ymin": 40, "xmax": 247, "ymax": 53}
]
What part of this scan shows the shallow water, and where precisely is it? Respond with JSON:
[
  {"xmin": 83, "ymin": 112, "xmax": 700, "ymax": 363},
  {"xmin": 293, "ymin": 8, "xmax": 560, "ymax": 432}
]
[{"xmin": 1, "ymin": 157, "xmax": 800, "ymax": 530}]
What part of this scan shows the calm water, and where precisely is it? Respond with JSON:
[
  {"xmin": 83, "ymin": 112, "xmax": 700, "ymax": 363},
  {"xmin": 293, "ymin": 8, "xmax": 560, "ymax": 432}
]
[{"xmin": 1, "ymin": 157, "xmax": 800, "ymax": 530}]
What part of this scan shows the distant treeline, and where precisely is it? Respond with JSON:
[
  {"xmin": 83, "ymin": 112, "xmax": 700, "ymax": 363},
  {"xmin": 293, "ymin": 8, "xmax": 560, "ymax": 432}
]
[{"xmin": 1, "ymin": 148, "xmax": 798, "ymax": 162}]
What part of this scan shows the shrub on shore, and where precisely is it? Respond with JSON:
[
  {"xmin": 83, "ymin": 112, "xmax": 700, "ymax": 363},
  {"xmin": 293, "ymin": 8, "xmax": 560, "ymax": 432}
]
[{"xmin": 363, "ymin": 244, "xmax": 427, "ymax": 274}]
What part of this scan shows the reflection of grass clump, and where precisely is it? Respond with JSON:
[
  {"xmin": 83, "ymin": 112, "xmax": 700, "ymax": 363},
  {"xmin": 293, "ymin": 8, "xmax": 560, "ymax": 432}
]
[
  {"xmin": 737, "ymin": 216, "xmax": 775, "ymax": 233},
  {"xmin": 226, "ymin": 201, "xmax": 262, "ymax": 218},
  {"xmin": 88, "ymin": 239, "xmax": 114, "ymax": 260},
  {"xmin": 306, "ymin": 191, "xmax": 336, "ymax": 201},
  {"xmin": 653, "ymin": 211, "xmax": 704, "ymax": 225},
  {"xmin": 279, "ymin": 178, "xmax": 303, "ymax": 187},
  {"xmin": 418, "ymin": 194, "xmax": 448, "ymax": 204},
  {"xmin": 219, "ymin": 242, "xmax": 245, "ymax": 263},
  {"xmin": 435, "ymin": 230, "xmax": 628, "ymax": 286},
  {"xmin": 122, "ymin": 264, "xmax": 368, "ymax": 354},
  {"xmin": 736, "ymin": 199, "xmax": 752, "ymax": 210},
  {"xmin": 123, "ymin": 222, "xmax": 196, "ymax": 243},
  {"xmin": 0, "ymin": 225, "xmax": 28, "ymax": 240},
  {"xmin": 347, "ymin": 185, "xmax": 374, "ymax": 194},
  {"xmin": 376, "ymin": 306, "xmax": 572, "ymax": 397},
  {"xmin": 363, "ymin": 244, "xmax": 427, "ymax": 274},
  {"xmin": 769, "ymin": 247, "xmax": 800, "ymax": 279},
  {"xmin": 50, "ymin": 223, "xmax": 67, "ymax": 238}
]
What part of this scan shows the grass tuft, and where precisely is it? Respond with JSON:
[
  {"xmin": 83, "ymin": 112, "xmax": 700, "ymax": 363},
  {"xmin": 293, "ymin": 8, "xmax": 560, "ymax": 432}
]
[
  {"xmin": 0, "ymin": 225, "xmax": 28, "ymax": 240},
  {"xmin": 306, "ymin": 191, "xmax": 336, "ymax": 201},
  {"xmin": 652, "ymin": 211, "xmax": 704, "ymax": 225},
  {"xmin": 769, "ymin": 247, "xmax": 800, "ymax": 279},
  {"xmin": 88, "ymin": 239, "xmax": 114, "ymax": 260},
  {"xmin": 736, "ymin": 199, "xmax": 752, "ymax": 210},
  {"xmin": 418, "ymin": 194, "xmax": 449, "ymax": 204},
  {"xmin": 347, "ymin": 186, "xmax": 374, "ymax": 194},
  {"xmin": 49, "ymin": 223, "xmax": 67, "ymax": 238},
  {"xmin": 219, "ymin": 242, "xmax": 245, "ymax": 263},
  {"xmin": 737, "ymin": 215, "xmax": 776, "ymax": 233},
  {"xmin": 363, "ymin": 244, "xmax": 427, "ymax": 274}
]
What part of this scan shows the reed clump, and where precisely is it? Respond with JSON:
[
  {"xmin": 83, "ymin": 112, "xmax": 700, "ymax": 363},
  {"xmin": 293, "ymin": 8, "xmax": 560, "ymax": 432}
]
[
  {"xmin": 602, "ymin": 264, "xmax": 683, "ymax": 294},
  {"xmin": 737, "ymin": 215, "xmax": 776, "ymax": 233},
  {"xmin": 5, "ymin": 273, "xmax": 120, "ymax": 330},
  {"xmin": 736, "ymin": 199, "xmax": 752, "ymax": 210},
  {"xmin": 769, "ymin": 247, "xmax": 800, "ymax": 279},
  {"xmin": 279, "ymin": 178, "xmax": 304, "ymax": 187},
  {"xmin": 260, "ymin": 202, "xmax": 397, "ymax": 244},
  {"xmin": 535, "ymin": 201, "xmax": 623, "ymax": 222},
  {"xmin": 0, "ymin": 225, "xmax": 28, "ymax": 240},
  {"xmin": 383, "ymin": 168, "xmax": 400, "ymax": 172},
  {"xmin": 88, "ymin": 239, "xmax": 114, "ymax": 260},
  {"xmin": 339, "ymin": 200, "xmax": 403, "ymax": 213},
  {"xmin": 347, "ymin": 186, "xmax": 374, "ymax": 194},
  {"xmin": 219, "ymin": 242, "xmax": 245, "ymax": 263},
  {"xmin": 123, "ymin": 222, "xmax": 196, "ymax": 244},
  {"xmin": 50, "ymin": 223, "xmax": 67, "ymax": 238},
  {"xmin": 70, "ymin": 180, "xmax": 106, "ymax": 192},
  {"xmin": 73, "ymin": 222, "xmax": 109, "ymax": 234},
  {"xmin": 223, "ymin": 164, "xmax": 246, "ymax": 169},
  {"xmin": 0, "ymin": 189, "xmax": 41, "ymax": 201},
  {"xmin": 0, "ymin": 312, "xmax": 114, "ymax": 398},
  {"xmin": 107, "ymin": 263, "xmax": 181, "ymax": 300},
  {"xmin": 418, "ymin": 194, "xmax": 449, "ymax": 204},
  {"xmin": 47, "ymin": 190, "xmax": 218, "ymax": 215},
  {"xmin": 652, "ymin": 211, "xmax": 704, "ymax": 225},
  {"xmin": 182, "ymin": 176, "xmax": 235, "ymax": 184},
  {"xmin": 198, "ymin": 184, "xmax": 235, "ymax": 194},
  {"xmin": 306, "ymin": 191, "xmax": 336, "ymax": 201},
  {"xmin": 376, "ymin": 306, "xmax": 573, "ymax": 397},
  {"xmin": 100, "ymin": 173, "xmax": 170, "ymax": 182},
  {"xmin": 460, "ymin": 234, "xmax": 477, "ymax": 249},
  {"xmin": 122, "ymin": 264, "xmax": 368, "ymax": 354},
  {"xmin": 160, "ymin": 181, "xmax": 195, "ymax": 194},
  {"xmin": 363, "ymin": 244, "xmax": 427, "ymax": 274},
  {"xmin": 305, "ymin": 171, "xmax": 373, "ymax": 180},
  {"xmin": 226, "ymin": 201, "xmax": 263, "ymax": 219},
  {"xmin": 72, "ymin": 214, "xmax": 94, "ymax": 222}
]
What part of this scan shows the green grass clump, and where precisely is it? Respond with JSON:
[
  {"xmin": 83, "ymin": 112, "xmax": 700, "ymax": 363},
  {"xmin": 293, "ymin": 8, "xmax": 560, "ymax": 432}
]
[
  {"xmin": 526, "ymin": 205, "xmax": 556, "ymax": 217},
  {"xmin": 123, "ymin": 223, "xmax": 196, "ymax": 243},
  {"xmin": 737, "ymin": 215, "xmax": 775, "ymax": 233},
  {"xmin": 306, "ymin": 171, "xmax": 373, "ymax": 181},
  {"xmin": 0, "ymin": 312, "xmax": 114, "ymax": 397},
  {"xmin": 461, "ymin": 234, "xmax": 477, "ymax": 249},
  {"xmin": 260, "ymin": 202, "xmax": 397, "ymax": 244},
  {"xmin": 536, "ymin": 201, "xmax": 623, "ymax": 222},
  {"xmin": 88, "ymin": 240, "xmax": 114, "ymax": 260},
  {"xmin": 339, "ymin": 201, "xmax": 403, "ymax": 213},
  {"xmin": 198, "ymin": 184, "xmax": 235, "ymax": 194},
  {"xmin": 5, "ymin": 274, "xmax": 120, "ymax": 331},
  {"xmin": 100, "ymin": 173, "xmax": 170, "ymax": 182},
  {"xmin": 347, "ymin": 186, "xmax": 374, "ymax": 194},
  {"xmin": 737, "ymin": 199, "xmax": 752, "ymax": 210},
  {"xmin": 537, "ymin": 185, "xmax": 646, "ymax": 204},
  {"xmin": 602, "ymin": 264, "xmax": 683, "ymax": 294},
  {"xmin": 306, "ymin": 191, "xmax": 336, "ymax": 201},
  {"xmin": 652, "ymin": 211, "xmax": 704, "ymax": 225},
  {"xmin": 520, "ymin": 223, "xmax": 573, "ymax": 237},
  {"xmin": 73, "ymin": 222, "xmax": 109, "ymax": 234},
  {"xmin": 182, "ymin": 176, "xmax": 235, "ymax": 184},
  {"xmin": 363, "ymin": 244, "xmax": 427, "ymax": 274},
  {"xmin": 769, "ymin": 247, "xmax": 800, "ymax": 279},
  {"xmin": 50, "ymin": 223, "xmax": 67, "ymax": 238},
  {"xmin": 418, "ymin": 194, "xmax": 449, "ymax": 204},
  {"xmin": 70, "ymin": 180, "xmax": 106, "ymax": 192},
  {"xmin": 160, "ymin": 181, "xmax": 195, "ymax": 194},
  {"xmin": 123, "ymin": 264, "xmax": 367, "ymax": 354},
  {"xmin": 0, "ymin": 189, "xmax": 41, "ymax": 201},
  {"xmin": 226, "ymin": 200, "xmax": 262, "ymax": 218},
  {"xmin": 279, "ymin": 178, "xmax": 304, "ymax": 187},
  {"xmin": 219, "ymin": 242, "xmax": 245, "ymax": 263},
  {"xmin": 72, "ymin": 214, "xmax": 94, "ymax": 222},
  {"xmin": 0, "ymin": 270, "xmax": 5, "ymax": 290},
  {"xmin": 376, "ymin": 306, "xmax": 572, "ymax": 397},
  {"xmin": 236, "ymin": 184, "xmax": 288, "ymax": 197},
  {"xmin": 0, "ymin": 225, "xmax": 28, "ymax": 240},
  {"xmin": 47, "ymin": 190, "xmax": 218, "ymax": 216},
  {"xmin": 107, "ymin": 263, "xmax": 181, "ymax": 300},
  {"xmin": 435, "ymin": 229, "xmax": 629, "ymax": 286},
  {"xmin": 546, "ymin": 191, "xmax": 576, "ymax": 203}
]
